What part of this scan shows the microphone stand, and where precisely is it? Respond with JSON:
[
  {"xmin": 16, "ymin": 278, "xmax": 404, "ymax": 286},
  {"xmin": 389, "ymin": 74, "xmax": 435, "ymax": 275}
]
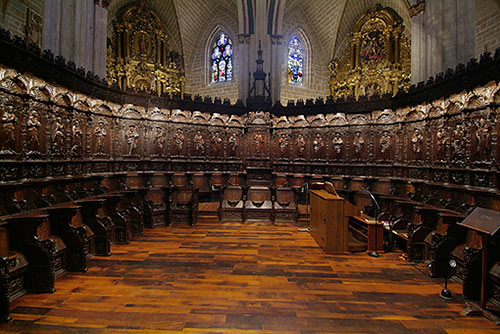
[{"xmin": 360, "ymin": 188, "xmax": 381, "ymax": 258}]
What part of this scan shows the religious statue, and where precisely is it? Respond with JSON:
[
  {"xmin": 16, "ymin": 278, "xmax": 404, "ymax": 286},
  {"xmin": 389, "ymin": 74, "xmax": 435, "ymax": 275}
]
[
  {"xmin": 451, "ymin": 123, "xmax": 465, "ymax": 162},
  {"xmin": 254, "ymin": 133, "xmax": 264, "ymax": 156},
  {"xmin": 379, "ymin": 131, "xmax": 391, "ymax": 159},
  {"xmin": 353, "ymin": 132, "xmax": 365, "ymax": 159},
  {"xmin": 312, "ymin": 133, "xmax": 323, "ymax": 159},
  {"xmin": 52, "ymin": 117, "xmax": 65, "ymax": 154},
  {"xmin": 278, "ymin": 134, "xmax": 289, "ymax": 158},
  {"xmin": 153, "ymin": 126, "xmax": 165, "ymax": 155},
  {"xmin": 0, "ymin": 104, "xmax": 17, "ymax": 153},
  {"xmin": 70, "ymin": 120, "xmax": 83, "ymax": 157},
  {"xmin": 193, "ymin": 130, "xmax": 205, "ymax": 156},
  {"xmin": 332, "ymin": 132, "xmax": 343, "ymax": 159},
  {"xmin": 296, "ymin": 133, "xmax": 306, "ymax": 159},
  {"xmin": 411, "ymin": 128, "xmax": 423, "ymax": 160},
  {"xmin": 173, "ymin": 128, "xmax": 184, "ymax": 155},
  {"xmin": 212, "ymin": 131, "xmax": 223, "ymax": 157},
  {"xmin": 125, "ymin": 125, "xmax": 139, "ymax": 155},
  {"xmin": 475, "ymin": 118, "xmax": 490, "ymax": 161},
  {"xmin": 26, "ymin": 109, "xmax": 41, "ymax": 155},
  {"xmin": 436, "ymin": 125, "xmax": 447, "ymax": 162},
  {"xmin": 228, "ymin": 132, "xmax": 238, "ymax": 157},
  {"xmin": 93, "ymin": 121, "xmax": 107, "ymax": 154}
]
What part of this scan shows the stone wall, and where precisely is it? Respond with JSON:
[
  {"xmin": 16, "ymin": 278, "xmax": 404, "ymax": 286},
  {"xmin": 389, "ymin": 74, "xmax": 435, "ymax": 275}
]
[
  {"xmin": 475, "ymin": 0, "xmax": 500, "ymax": 58},
  {"xmin": 0, "ymin": 0, "xmax": 44, "ymax": 42}
]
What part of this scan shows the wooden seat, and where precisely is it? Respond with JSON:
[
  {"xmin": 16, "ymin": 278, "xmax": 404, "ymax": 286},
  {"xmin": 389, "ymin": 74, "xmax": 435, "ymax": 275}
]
[
  {"xmin": 97, "ymin": 192, "xmax": 129, "ymax": 244},
  {"xmin": 273, "ymin": 187, "xmax": 297, "ymax": 223},
  {"xmin": 219, "ymin": 186, "xmax": 244, "ymax": 223},
  {"xmin": 209, "ymin": 172, "xmax": 225, "ymax": 202},
  {"xmin": 3, "ymin": 212, "xmax": 61, "ymax": 293},
  {"xmin": 43, "ymin": 203, "xmax": 94, "ymax": 272},
  {"xmin": 192, "ymin": 173, "xmax": 210, "ymax": 202},
  {"xmin": 273, "ymin": 173, "xmax": 288, "ymax": 187},
  {"xmin": 228, "ymin": 173, "xmax": 244, "ymax": 186},
  {"xmin": 171, "ymin": 173, "xmax": 189, "ymax": 188},
  {"xmin": 75, "ymin": 197, "xmax": 111, "ymax": 256},
  {"xmin": 117, "ymin": 189, "xmax": 144, "ymax": 236},
  {"xmin": 0, "ymin": 221, "xmax": 29, "ymax": 322},
  {"xmin": 169, "ymin": 186, "xmax": 199, "ymax": 226},
  {"xmin": 244, "ymin": 186, "xmax": 273, "ymax": 222},
  {"xmin": 290, "ymin": 174, "xmax": 306, "ymax": 204}
]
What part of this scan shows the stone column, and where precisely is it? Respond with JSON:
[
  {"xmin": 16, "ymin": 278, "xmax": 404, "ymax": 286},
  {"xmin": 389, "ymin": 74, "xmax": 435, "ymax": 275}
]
[
  {"xmin": 42, "ymin": 0, "xmax": 108, "ymax": 78},
  {"xmin": 238, "ymin": 34, "xmax": 251, "ymax": 102},
  {"xmin": 270, "ymin": 35, "xmax": 283, "ymax": 104}
]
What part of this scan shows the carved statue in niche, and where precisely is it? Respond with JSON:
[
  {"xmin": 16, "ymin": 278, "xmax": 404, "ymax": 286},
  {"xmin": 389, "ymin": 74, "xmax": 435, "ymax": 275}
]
[
  {"xmin": 70, "ymin": 120, "xmax": 83, "ymax": 157},
  {"xmin": 212, "ymin": 131, "xmax": 223, "ymax": 157},
  {"xmin": 253, "ymin": 133, "xmax": 264, "ymax": 156},
  {"xmin": 228, "ymin": 132, "xmax": 238, "ymax": 157},
  {"xmin": 0, "ymin": 104, "xmax": 17, "ymax": 153},
  {"xmin": 332, "ymin": 132, "xmax": 343, "ymax": 159},
  {"xmin": 353, "ymin": 132, "xmax": 365, "ymax": 159},
  {"xmin": 475, "ymin": 118, "xmax": 491, "ymax": 161},
  {"xmin": 173, "ymin": 128, "xmax": 184, "ymax": 155},
  {"xmin": 278, "ymin": 134, "xmax": 289, "ymax": 158},
  {"xmin": 451, "ymin": 123, "xmax": 465, "ymax": 162},
  {"xmin": 411, "ymin": 128, "xmax": 424, "ymax": 160},
  {"xmin": 153, "ymin": 126, "xmax": 165, "ymax": 155},
  {"xmin": 296, "ymin": 133, "xmax": 306, "ymax": 159},
  {"xmin": 193, "ymin": 130, "xmax": 205, "ymax": 156},
  {"xmin": 52, "ymin": 117, "xmax": 65, "ymax": 154},
  {"xmin": 436, "ymin": 124, "xmax": 447, "ymax": 162},
  {"xmin": 312, "ymin": 133, "xmax": 324, "ymax": 159},
  {"xmin": 379, "ymin": 131, "xmax": 391, "ymax": 160},
  {"xmin": 26, "ymin": 109, "xmax": 41, "ymax": 155},
  {"xmin": 93, "ymin": 121, "xmax": 107, "ymax": 154},
  {"xmin": 125, "ymin": 125, "xmax": 139, "ymax": 155}
]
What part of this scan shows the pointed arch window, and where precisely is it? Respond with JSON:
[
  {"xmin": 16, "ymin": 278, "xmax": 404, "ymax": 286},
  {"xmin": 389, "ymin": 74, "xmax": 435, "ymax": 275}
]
[
  {"xmin": 287, "ymin": 36, "xmax": 304, "ymax": 84},
  {"xmin": 211, "ymin": 33, "xmax": 233, "ymax": 83}
]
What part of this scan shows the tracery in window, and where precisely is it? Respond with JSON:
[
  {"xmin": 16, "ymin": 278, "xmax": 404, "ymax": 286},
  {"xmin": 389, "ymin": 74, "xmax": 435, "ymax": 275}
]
[
  {"xmin": 211, "ymin": 33, "xmax": 233, "ymax": 83},
  {"xmin": 287, "ymin": 36, "xmax": 303, "ymax": 84}
]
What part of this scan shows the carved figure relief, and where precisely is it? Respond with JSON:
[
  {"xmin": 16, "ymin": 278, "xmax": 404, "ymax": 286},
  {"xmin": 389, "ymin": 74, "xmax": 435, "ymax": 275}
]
[
  {"xmin": 353, "ymin": 132, "xmax": 365, "ymax": 159},
  {"xmin": 296, "ymin": 133, "xmax": 306, "ymax": 159},
  {"xmin": 125, "ymin": 125, "xmax": 139, "ymax": 155},
  {"xmin": 379, "ymin": 131, "xmax": 391, "ymax": 159},
  {"xmin": 312, "ymin": 133, "xmax": 324, "ymax": 159},
  {"xmin": 436, "ymin": 125, "xmax": 447, "ymax": 162},
  {"xmin": 254, "ymin": 133, "xmax": 264, "ymax": 156},
  {"xmin": 411, "ymin": 128, "xmax": 423, "ymax": 160},
  {"xmin": 173, "ymin": 128, "xmax": 184, "ymax": 155},
  {"xmin": 153, "ymin": 126, "xmax": 165, "ymax": 155},
  {"xmin": 332, "ymin": 132, "xmax": 343, "ymax": 159},
  {"xmin": 193, "ymin": 130, "xmax": 205, "ymax": 156},
  {"xmin": 52, "ymin": 117, "xmax": 65, "ymax": 154},
  {"xmin": 212, "ymin": 131, "xmax": 223, "ymax": 157},
  {"xmin": 278, "ymin": 134, "xmax": 289, "ymax": 158},
  {"xmin": 0, "ymin": 104, "xmax": 17, "ymax": 153},
  {"xmin": 26, "ymin": 109, "xmax": 41, "ymax": 155},
  {"xmin": 452, "ymin": 123, "xmax": 465, "ymax": 162},
  {"xmin": 70, "ymin": 120, "xmax": 83, "ymax": 157},
  {"xmin": 475, "ymin": 118, "xmax": 491, "ymax": 161},
  {"xmin": 228, "ymin": 132, "xmax": 238, "ymax": 157},
  {"xmin": 93, "ymin": 121, "xmax": 107, "ymax": 154}
]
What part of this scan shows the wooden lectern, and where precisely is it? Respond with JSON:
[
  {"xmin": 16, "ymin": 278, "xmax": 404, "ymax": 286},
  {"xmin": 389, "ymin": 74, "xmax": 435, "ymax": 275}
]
[{"xmin": 310, "ymin": 189, "xmax": 360, "ymax": 254}]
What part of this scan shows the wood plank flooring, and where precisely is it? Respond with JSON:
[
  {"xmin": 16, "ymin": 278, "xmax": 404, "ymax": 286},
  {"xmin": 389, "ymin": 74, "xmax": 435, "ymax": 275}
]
[{"xmin": 1, "ymin": 222, "xmax": 499, "ymax": 334}]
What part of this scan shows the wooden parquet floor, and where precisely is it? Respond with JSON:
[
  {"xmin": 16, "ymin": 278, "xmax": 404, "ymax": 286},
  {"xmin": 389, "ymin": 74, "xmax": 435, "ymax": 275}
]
[{"xmin": 1, "ymin": 222, "xmax": 499, "ymax": 334}]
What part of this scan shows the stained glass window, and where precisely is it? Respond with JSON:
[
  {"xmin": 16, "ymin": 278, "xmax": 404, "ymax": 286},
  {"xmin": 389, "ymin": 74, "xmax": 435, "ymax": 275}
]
[
  {"xmin": 288, "ymin": 36, "xmax": 303, "ymax": 84},
  {"xmin": 211, "ymin": 33, "xmax": 233, "ymax": 83}
]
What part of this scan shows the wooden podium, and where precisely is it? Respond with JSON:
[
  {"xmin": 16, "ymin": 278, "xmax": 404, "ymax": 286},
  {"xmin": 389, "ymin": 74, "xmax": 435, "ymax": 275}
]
[{"xmin": 310, "ymin": 189, "xmax": 360, "ymax": 254}]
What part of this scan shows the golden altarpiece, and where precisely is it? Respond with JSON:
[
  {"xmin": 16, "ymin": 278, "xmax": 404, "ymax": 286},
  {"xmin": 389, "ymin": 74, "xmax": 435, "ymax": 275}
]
[
  {"xmin": 107, "ymin": 3, "xmax": 185, "ymax": 96},
  {"xmin": 329, "ymin": 4, "xmax": 411, "ymax": 100}
]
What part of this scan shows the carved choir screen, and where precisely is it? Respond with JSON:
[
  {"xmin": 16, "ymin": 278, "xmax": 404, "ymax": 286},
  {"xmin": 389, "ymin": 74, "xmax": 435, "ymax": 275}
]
[
  {"xmin": 107, "ymin": 2, "xmax": 185, "ymax": 96},
  {"xmin": 329, "ymin": 4, "xmax": 410, "ymax": 100}
]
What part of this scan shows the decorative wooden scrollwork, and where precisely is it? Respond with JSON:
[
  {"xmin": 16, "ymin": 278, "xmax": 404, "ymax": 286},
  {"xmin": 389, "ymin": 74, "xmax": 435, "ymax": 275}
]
[
  {"xmin": 329, "ymin": 4, "xmax": 411, "ymax": 100},
  {"xmin": 107, "ymin": 2, "xmax": 185, "ymax": 96}
]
